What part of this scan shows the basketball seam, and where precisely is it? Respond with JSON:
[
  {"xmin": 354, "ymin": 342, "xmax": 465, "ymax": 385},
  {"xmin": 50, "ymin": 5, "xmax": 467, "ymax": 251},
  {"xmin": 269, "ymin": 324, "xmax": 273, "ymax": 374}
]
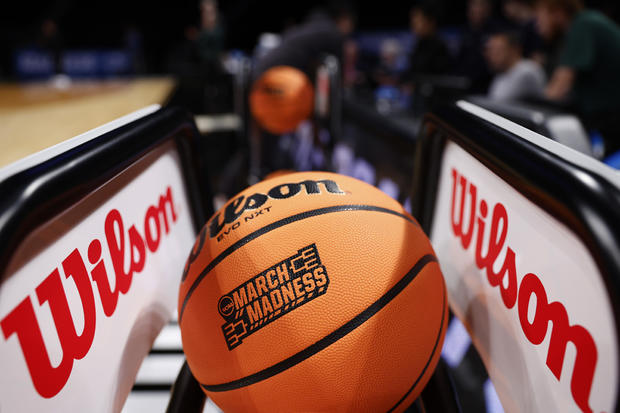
[
  {"xmin": 179, "ymin": 204, "xmax": 419, "ymax": 322},
  {"xmin": 200, "ymin": 254, "xmax": 438, "ymax": 393},
  {"xmin": 386, "ymin": 278, "xmax": 447, "ymax": 412}
]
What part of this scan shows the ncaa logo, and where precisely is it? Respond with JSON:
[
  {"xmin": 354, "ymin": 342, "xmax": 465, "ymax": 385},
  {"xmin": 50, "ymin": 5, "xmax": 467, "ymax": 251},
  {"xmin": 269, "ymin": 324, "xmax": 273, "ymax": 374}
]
[{"xmin": 218, "ymin": 296, "xmax": 234, "ymax": 318}]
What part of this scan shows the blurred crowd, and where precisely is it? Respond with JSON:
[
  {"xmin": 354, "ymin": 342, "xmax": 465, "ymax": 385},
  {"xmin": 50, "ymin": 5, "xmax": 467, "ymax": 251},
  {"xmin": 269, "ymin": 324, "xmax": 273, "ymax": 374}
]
[
  {"xmin": 353, "ymin": 0, "xmax": 620, "ymax": 128},
  {"xmin": 237, "ymin": 0, "xmax": 620, "ymax": 154},
  {"xmin": 10, "ymin": 0, "xmax": 620, "ymax": 155},
  {"xmin": 347, "ymin": 0, "xmax": 620, "ymax": 110}
]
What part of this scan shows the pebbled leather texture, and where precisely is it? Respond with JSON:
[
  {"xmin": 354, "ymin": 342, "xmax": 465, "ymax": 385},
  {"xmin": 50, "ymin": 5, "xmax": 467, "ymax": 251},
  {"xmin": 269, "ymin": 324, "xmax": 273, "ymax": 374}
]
[{"xmin": 179, "ymin": 171, "xmax": 447, "ymax": 412}]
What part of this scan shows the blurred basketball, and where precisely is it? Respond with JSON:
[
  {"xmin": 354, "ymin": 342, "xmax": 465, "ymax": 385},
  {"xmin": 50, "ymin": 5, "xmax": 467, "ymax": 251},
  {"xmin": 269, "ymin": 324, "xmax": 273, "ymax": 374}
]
[
  {"xmin": 179, "ymin": 171, "xmax": 447, "ymax": 412},
  {"xmin": 249, "ymin": 66, "xmax": 314, "ymax": 134}
]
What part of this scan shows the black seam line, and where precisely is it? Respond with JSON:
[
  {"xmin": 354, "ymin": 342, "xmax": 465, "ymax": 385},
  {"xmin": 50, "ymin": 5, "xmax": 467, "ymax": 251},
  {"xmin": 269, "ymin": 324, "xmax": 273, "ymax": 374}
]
[
  {"xmin": 387, "ymin": 278, "xmax": 448, "ymax": 412},
  {"xmin": 179, "ymin": 204, "xmax": 419, "ymax": 322},
  {"xmin": 200, "ymin": 254, "xmax": 437, "ymax": 393}
]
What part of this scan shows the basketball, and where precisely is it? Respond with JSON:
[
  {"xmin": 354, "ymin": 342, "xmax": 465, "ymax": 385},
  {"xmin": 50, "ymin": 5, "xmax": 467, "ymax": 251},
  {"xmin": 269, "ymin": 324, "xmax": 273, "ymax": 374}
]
[
  {"xmin": 249, "ymin": 66, "xmax": 315, "ymax": 134},
  {"xmin": 178, "ymin": 171, "xmax": 447, "ymax": 412}
]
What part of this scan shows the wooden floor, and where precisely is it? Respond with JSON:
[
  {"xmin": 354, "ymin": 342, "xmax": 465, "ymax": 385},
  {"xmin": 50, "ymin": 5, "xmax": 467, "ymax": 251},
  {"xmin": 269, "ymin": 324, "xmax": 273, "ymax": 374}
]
[{"xmin": 0, "ymin": 77, "xmax": 176, "ymax": 168}]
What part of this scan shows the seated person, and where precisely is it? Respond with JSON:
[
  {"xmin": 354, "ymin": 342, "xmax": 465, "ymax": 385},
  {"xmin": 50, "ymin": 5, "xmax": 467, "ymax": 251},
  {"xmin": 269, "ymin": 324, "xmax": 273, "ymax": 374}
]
[
  {"xmin": 536, "ymin": 0, "xmax": 620, "ymax": 155},
  {"xmin": 456, "ymin": 0, "xmax": 505, "ymax": 93},
  {"xmin": 343, "ymin": 39, "xmax": 365, "ymax": 91},
  {"xmin": 502, "ymin": 0, "xmax": 545, "ymax": 62},
  {"xmin": 373, "ymin": 38, "xmax": 404, "ymax": 87},
  {"xmin": 407, "ymin": 2, "xmax": 452, "ymax": 78},
  {"xmin": 195, "ymin": 0, "xmax": 225, "ymax": 68},
  {"xmin": 486, "ymin": 31, "xmax": 546, "ymax": 101}
]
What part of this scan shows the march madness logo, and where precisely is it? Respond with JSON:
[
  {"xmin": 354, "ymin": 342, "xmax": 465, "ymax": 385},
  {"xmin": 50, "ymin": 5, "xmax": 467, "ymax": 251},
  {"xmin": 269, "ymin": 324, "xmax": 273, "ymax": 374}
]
[{"xmin": 218, "ymin": 244, "xmax": 329, "ymax": 350}]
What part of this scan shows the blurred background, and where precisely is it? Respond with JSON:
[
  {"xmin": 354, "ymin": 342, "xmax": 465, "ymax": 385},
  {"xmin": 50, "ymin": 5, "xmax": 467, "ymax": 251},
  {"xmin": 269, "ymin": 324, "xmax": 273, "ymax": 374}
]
[
  {"xmin": 5, "ymin": 0, "xmax": 620, "ymax": 157},
  {"xmin": 5, "ymin": 0, "xmax": 619, "ymax": 87},
  {"xmin": 4, "ymin": 0, "xmax": 620, "ymax": 226},
  {"xmin": 5, "ymin": 0, "xmax": 620, "ymax": 200},
  {"xmin": 2, "ymin": 0, "xmax": 473, "ymax": 76},
  {"xmin": 2, "ymin": 0, "xmax": 619, "ymax": 72},
  {"xmin": 3, "ymin": 0, "xmax": 620, "ymax": 124}
]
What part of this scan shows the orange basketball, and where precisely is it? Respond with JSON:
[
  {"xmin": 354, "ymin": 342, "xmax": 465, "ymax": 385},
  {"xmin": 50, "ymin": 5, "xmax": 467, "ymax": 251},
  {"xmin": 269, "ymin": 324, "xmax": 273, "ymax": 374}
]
[
  {"xmin": 179, "ymin": 171, "xmax": 447, "ymax": 412},
  {"xmin": 249, "ymin": 66, "xmax": 315, "ymax": 134}
]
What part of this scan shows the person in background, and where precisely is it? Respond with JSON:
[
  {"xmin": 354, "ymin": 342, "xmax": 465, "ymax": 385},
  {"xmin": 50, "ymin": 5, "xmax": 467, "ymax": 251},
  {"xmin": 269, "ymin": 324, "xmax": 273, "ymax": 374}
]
[
  {"xmin": 486, "ymin": 31, "xmax": 546, "ymax": 100},
  {"xmin": 503, "ymin": 0, "xmax": 545, "ymax": 62},
  {"xmin": 408, "ymin": 2, "xmax": 452, "ymax": 76},
  {"xmin": 195, "ymin": 0, "xmax": 225, "ymax": 68},
  {"xmin": 123, "ymin": 23, "xmax": 145, "ymax": 74},
  {"xmin": 456, "ymin": 0, "xmax": 504, "ymax": 93},
  {"xmin": 167, "ymin": 0, "xmax": 226, "ymax": 114},
  {"xmin": 37, "ymin": 18, "xmax": 64, "ymax": 75},
  {"xmin": 374, "ymin": 38, "xmax": 404, "ymax": 86},
  {"xmin": 343, "ymin": 39, "xmax": 365, "ymax": 92},
  {"xmin": 253, "ymin": 5, "xmax": 355, "ymax": 81},
  {"xmin": 537, "ymin": 0, "xmax": 620, "ymax": 155},
  {"xmin": 249, "ymin": 5, "xmax": 356, "ymax": 176}
]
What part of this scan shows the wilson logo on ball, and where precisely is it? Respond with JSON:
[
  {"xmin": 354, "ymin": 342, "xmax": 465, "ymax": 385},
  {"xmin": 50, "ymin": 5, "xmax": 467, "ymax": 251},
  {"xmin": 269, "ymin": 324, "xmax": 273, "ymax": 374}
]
[
  {"xmin": 208, "ymin": 179, "xmax": 346, "ymax": 239},
  {"xmin": 263, "ymin": 85, "xmax": 285, "ymax": 95},
  {"xmin": 218, "ymin": 243, "xmax": 329, "ymax": 350}
]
